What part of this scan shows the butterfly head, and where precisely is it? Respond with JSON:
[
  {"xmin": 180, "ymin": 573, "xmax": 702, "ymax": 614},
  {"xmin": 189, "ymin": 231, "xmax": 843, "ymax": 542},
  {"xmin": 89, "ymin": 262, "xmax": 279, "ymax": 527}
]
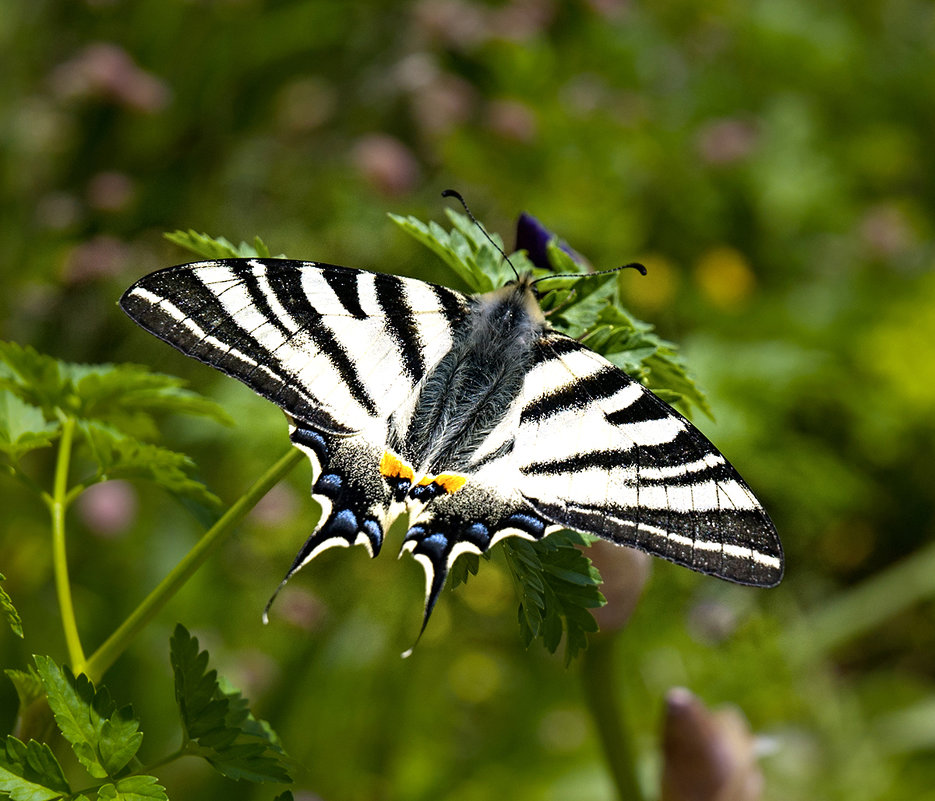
[{"xmin": 487, "ymin": 272, "xmax": 547, "ymax": 327}]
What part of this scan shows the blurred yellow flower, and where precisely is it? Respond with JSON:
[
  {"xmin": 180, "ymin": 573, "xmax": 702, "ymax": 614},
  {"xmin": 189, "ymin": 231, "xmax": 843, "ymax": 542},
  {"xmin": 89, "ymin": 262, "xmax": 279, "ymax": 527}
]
[{"xmin": 694, "ymin": 246, "xmax": 757, "ymax": 310}]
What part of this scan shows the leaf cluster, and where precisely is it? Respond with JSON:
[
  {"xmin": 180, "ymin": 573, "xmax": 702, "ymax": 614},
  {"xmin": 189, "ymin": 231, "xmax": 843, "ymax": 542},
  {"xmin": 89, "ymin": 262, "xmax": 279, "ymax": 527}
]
[
  {"xmin": 394, "ymin": 210, "xmax": 711, "ymax": 661},
  {"xmin": 0, "ymin": 341, "xmax": 228, "ymax": 509},
  {"xmin": 1, "ymin": 655, "xmax": 163, "ymax": 801},
  {"xmin": 0, "ymin": 628, "xmax": 292, "ymax": 800}
]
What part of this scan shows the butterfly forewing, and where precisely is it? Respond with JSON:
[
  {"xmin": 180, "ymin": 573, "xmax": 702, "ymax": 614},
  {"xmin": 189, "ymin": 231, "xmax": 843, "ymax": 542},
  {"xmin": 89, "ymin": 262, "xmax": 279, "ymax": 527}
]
[
  {"xmin": 511, "ymin": 333, "xmax": 782, "ymax": 586},
  {"xmin": 120, "ymin": 259, "xmax": 470, "ymax": 434}
]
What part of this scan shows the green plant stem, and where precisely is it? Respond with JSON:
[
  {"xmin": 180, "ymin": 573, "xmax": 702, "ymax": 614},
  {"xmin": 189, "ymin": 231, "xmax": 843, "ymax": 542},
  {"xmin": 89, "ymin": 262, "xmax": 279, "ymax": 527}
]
[
  {"xmin": 580, "ymin": 634, "xmax": 645, "ymax": 801},
  {"xmin": 786, "ymin": 538, "xmax": 935, "ymax": 663},
  {"xmin": 85, "ymin": 447, "xmax": 304, "ymax": 683},
  {"xmin": 50, "ymin": 416, "xmax": 86, "ymax": 672}
]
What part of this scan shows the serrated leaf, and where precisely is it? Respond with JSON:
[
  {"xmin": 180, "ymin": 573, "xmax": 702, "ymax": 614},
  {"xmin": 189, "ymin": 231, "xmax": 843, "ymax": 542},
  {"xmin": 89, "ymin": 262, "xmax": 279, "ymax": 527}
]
[
  {"xmin": 96, "ymin": 776, "xmax": 167, "ymax": 801},
  {"xmin": 34, "ymin": 656, "xmax": 142, "ymax": 779},
  {"xmin": 98, "ymin": 706, "xmax": 144, "ymax": 777},
  {"xmin": 170, "ymin": 625, "xmax": 230, "ymax": 742},
  {"xmin": 81, "ymin": 422, "xmax": 221, "ymax": 511},
  {"xmin": 0, "ymin": 393, "xmax": 59, "ymax": 461},
  {"xmin": 448, "ymin": 552, "xmax": 481, "ymax": 588},
  {"xmin": 1, "ymin": 573, "xmax": 23, "ymax": 638},
  {"xmin": 0, "ymin": 736, "xmax": 70, "ymax": 801},
  {"xmin": 272, "ymin": 792, "xmax": 295, "ymax": 801},
  {"xmin": 170, "ymin": 625, "xmax": 292, "ymax": 784},
  {"xmin": 164, "ymin": 230, "xmax": 276, "ymax": 260}
]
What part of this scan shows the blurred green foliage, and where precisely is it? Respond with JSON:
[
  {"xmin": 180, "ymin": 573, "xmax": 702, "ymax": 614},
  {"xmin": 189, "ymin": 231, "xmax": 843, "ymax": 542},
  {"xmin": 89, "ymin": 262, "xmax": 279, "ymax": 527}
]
[{"xmin": 2, "ymin": 1, "xmax": 935, "ymax": 799}]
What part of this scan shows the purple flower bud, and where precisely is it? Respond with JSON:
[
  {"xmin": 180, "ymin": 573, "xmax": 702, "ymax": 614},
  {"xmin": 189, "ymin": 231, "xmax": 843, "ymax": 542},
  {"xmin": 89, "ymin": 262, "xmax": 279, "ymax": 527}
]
[
  {"xmin": 661, "ymin": 688, "xmax": 764, "ymax": 801},
  {"xmin": 514, "ymin": 212, "xmax": 582, "ymax": 270}
]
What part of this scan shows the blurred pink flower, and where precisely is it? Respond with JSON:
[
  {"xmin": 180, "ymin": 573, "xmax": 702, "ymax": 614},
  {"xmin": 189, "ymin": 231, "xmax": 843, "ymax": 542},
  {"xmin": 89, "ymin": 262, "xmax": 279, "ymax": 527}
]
[
  {"xmin": 412, "ymin": 0, "xmax": 489, "ymax": 48},
  {"xmin": 489, "ymin": 0, "xmax": 556, "ymax": 41},
  {"xmin": 87, "ymin": 171, "xmax": 135, "ymax": 212},
  {"xmin": 249, "ymin": 483, "xmax": 300, "ymax": 527},
  {"xmin": 63, "ymin": 235, "xmax": 131, "ymax": 283},
  {"xmin": 50, "ymin": 43, "xmax": 171, "ymax": 113},
  {"xmin": 859, "ymin": 203, "xmax": 914, "ymax": 258},
  {"xmin": 695, "ymin": 118, "xmax": 759, "ymax": 165},
  {"xmin": 35, "ymin": 192, "xmax": 83, "ymax": 230},
  {"xmin": 412, "ymin": 0, "xmax": 555, "ymax": 47},
  {"xmin": 274, "ymin": 586, "xmax": 327, "ymax": 632},
  {"xmin": 661, "ymin": 688, "xmax": 764, "ymax": 801},
  {"xmin": 409, "ymin": 71, "xmax": 476, "ymax": 136},
  {"xmin": 76, "ymin": 480, "xmax": 138, "ymax": 538},
  {"xmin": 486, "ymin": 99, "xmax": 538, "ymax": 143},
  {"xmin": 584, "ymin": 0, "xmax": 631, "ymax": 20},
  {"xmin": 351, "ymin": 134, "xmax": 421, "ymax": 196},
  {"xmin": 273, "ymin": 77, "xmax": 337, "ymax": 134}
]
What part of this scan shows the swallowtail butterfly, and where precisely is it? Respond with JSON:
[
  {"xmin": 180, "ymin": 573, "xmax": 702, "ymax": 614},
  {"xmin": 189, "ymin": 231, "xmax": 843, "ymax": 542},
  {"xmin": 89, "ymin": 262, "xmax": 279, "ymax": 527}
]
[{"xmin": 120, "ymin": 214, "xmax": 782, "ymax": 632}]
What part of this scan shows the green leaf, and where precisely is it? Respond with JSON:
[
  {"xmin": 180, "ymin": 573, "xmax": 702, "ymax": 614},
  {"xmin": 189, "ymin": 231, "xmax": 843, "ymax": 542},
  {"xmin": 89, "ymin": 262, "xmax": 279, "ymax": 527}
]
[
  {"xmin": 0, "ymin": 342, "xmax": 67, "ymax": 414},
  {"xmin": 502, "ymin": 532, "xmax": 604, "ymax": 666},
  {"xmin": 0, "ymin": 736, "xmax": 70, "ymax": 801},
  {"xmin": 81, "ymin": 422, "xmax": 221, "ymax": 511},
  {"xmin": 170, "ymin": 625, "xmax": 292, "ymax": 784},
  {"xmin": 448, "ymin": 552, "xmax": 482, "ymax": 589},
  {"xmin": 1, "ymin": 573, "xmax": 23, "ymax": 638},
  {"xmin": 164, "ymin": 230, "xmax": 274, "ymax": 260},
  {"xmin": 0, "ymin": 393, "xmax": 59, "ymax": 461},
  {"xmin": 96, "ymin": 776, "xmax": 167, "ymax": 801},
  {"xmin": 33, "ymin": 656, "xmax": 142, "ymax": 779}
]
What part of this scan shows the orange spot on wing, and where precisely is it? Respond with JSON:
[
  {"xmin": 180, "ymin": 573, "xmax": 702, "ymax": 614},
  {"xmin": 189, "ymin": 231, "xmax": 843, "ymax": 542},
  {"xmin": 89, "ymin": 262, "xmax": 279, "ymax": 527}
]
[
  {"xmin": 434, "ymin": 473, "xmax": 468, "ymax": 494},
  {"xmin": 380, "ymin": 450, "xmax": 414, "ymax": 482}
]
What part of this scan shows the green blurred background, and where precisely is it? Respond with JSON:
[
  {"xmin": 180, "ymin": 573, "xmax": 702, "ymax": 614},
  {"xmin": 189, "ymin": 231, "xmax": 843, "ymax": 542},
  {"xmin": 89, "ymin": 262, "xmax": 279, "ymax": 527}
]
[{"xmin": 2, "ymin": 1, "xmax": 935, "ymax": 799}]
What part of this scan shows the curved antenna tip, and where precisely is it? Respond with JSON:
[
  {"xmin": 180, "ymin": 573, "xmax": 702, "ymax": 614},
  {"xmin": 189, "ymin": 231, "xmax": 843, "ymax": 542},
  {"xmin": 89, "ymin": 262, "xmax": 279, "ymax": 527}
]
[{"xmin": 625, "ymin": 261, "xmax": 648, "ymax": 276}]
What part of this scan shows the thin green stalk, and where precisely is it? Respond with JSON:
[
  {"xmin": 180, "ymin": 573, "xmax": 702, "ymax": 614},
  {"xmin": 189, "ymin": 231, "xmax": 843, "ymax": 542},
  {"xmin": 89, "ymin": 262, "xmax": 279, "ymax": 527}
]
[
  {"xmin": 85, "ymin": 447, "xmax": 304, "ymax": 682},
  {"xmin": 786, "ymin": 538, "xmax": 935, "ymax": 664},
  {"xmin": 50, "ymin": 416, "xmax": 86, "ymax": 672},
  {"xmin": 580, "ymin": 634, "xmax": 645, "ymax": 801}
]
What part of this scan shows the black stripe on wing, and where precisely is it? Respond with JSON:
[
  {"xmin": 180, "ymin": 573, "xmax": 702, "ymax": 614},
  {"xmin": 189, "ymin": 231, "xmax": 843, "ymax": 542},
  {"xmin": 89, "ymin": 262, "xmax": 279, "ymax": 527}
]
[
  {"xmin": 375, "ymin": 273, "xmax": 425, "ymax": 381},
  {"xmin": 322, "ymin": 267, "xmax": 367, "ymax": 318},
  {"xmin": 521, "ymin": 366, "xmax": 628, "ymax": 423}
]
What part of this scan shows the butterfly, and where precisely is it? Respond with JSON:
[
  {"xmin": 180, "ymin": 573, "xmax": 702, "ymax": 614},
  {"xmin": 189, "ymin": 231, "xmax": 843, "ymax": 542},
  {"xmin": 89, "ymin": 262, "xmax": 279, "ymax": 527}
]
[{"xmin": 120, "ymin": 213, "xmax": 782, "ymax": 634}]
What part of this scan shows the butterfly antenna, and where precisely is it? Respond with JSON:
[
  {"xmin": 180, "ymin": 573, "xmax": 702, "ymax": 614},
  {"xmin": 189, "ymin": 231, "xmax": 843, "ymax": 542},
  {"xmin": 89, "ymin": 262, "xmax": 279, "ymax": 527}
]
[
  {"xmin": 530, "ymin": 261, "xmax": 647, "ymax": 287},
  {"xmin": 442, "ymin": 189, "xmax": 520, "ymax": 280}
]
